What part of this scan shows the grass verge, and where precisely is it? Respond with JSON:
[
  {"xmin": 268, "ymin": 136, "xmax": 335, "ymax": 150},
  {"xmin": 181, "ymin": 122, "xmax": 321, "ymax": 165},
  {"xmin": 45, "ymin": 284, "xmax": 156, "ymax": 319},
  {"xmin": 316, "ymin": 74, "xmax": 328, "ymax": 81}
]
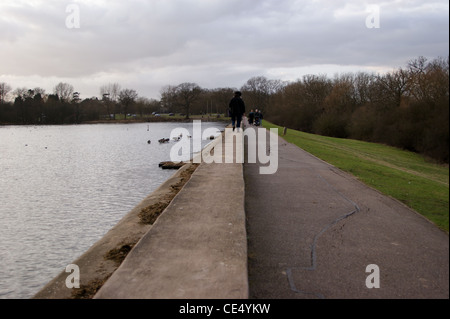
[{"xmin": 263, "ymin": 121, "xmax": 449, "ymax": 233}]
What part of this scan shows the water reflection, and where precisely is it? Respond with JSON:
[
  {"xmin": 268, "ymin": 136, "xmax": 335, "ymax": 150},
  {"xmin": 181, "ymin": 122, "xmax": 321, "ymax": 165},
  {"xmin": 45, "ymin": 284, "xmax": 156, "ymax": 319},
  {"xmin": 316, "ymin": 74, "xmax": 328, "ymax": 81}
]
[{"xmin": 0, "ymin": 122, "xmax": 225, "ymax": 298}]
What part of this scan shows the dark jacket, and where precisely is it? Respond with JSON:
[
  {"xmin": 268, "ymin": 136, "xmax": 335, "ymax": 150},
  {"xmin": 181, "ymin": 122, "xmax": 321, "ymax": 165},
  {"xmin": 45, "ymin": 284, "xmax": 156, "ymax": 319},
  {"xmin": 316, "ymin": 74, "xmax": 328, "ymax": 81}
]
[
  {"xmin": 230, "ymin": 96, "xmax": 245, "ymax": 115},
  {"xmin": 229, "ymin": 96, "xmax": 245, "ymax": 116}
]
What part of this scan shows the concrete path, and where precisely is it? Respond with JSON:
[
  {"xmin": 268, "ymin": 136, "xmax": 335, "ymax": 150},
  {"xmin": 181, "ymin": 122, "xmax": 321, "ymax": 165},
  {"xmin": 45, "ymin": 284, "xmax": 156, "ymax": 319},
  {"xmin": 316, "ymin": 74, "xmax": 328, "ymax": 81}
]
[
  {"xmin": 93, "ymin": 121, "xmax": 448, "ymax": 299},
  {"xmin": 244, "ymin": 127, "xmax": 449, "ymax": 299},
  {"xmin": 94, "ymin": 129, "xmax": 248, "ymax": 299}
]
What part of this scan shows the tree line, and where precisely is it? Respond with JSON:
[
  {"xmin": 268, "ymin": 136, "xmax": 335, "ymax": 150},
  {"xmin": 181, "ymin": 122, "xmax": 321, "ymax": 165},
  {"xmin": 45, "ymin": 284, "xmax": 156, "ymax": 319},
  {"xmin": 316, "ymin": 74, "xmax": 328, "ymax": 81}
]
[
  {"xmin": 0, "ymin": 56, "xmax": 448, "ymax": 162},
  {"xmin": 263, "ymin": 56, "xmax": 448, "ymax": 163},
  {"xmin": 0, "ymin": 81, "xmax": 238, "ymax": 125},
  {"xmin": 0, "ymin": 82, "xmax": 159, "ymax": 124}
]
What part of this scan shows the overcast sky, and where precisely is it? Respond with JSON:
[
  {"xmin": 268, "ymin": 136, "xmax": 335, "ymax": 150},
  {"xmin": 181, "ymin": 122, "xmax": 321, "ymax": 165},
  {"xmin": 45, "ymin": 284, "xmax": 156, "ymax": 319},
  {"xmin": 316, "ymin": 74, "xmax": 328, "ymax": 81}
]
[{"xmin": 1, "ymin": 0, "xmax": 448, "ymax": 100}]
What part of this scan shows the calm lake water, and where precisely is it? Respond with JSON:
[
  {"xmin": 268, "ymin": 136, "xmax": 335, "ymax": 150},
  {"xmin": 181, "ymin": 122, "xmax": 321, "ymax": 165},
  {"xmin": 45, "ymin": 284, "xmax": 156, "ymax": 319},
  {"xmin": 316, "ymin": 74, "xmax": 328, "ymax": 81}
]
[{"xmin": 0, "ymin": 121, "xmax": 226, "ymax": 299}]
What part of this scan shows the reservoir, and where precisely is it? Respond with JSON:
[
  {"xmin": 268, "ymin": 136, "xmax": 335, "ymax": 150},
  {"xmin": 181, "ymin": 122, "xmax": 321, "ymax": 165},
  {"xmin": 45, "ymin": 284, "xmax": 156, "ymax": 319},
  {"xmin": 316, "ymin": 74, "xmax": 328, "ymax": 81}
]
[{"xmin": 0, "ymin": 121, "xmax": 226, "ymax": 299}]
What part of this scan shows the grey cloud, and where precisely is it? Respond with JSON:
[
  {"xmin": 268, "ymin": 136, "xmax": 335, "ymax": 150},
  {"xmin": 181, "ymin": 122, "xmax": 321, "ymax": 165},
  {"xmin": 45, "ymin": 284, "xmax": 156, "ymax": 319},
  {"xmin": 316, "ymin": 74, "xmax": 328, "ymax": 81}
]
[{"xmin": 0, "ymin": 0, "xmax": 448, "ymax": 99}]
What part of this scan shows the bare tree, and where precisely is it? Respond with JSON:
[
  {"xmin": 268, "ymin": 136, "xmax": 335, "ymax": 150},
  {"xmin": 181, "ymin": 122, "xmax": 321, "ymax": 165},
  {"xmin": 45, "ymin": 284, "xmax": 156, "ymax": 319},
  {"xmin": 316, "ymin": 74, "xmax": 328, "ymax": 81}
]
[
  {"xmin": 100, "ymin": 83, "xmax": 122, "ymax": 119},
  {"xmin": 13, "ymin": 87, "xmax": 28, "ymax": 99},
  {"xmin": 54, "ymin": 82, "xmax": 74, "ymax": 102},
  {"xmin": 209, "ymin": 87, "xmax": 235, "ymax": 115},
  {"xmin": 0, "ymin": 82, "xmax": 12, "ymax": 104},
  {"xmin": 408, "ymin": 56, "xmax": 449, "ymax": 105},
  {"xmin": 33, "ymin": 87, "xmax": 46, "ymax": 97},
  {"xmin": 241, "ymin": 76, "xmax": 287, "ymax": 113},
  {"xmin": 353, "ymin": 72, "xmax": 377, "ymax": 105},
  {"xmin": 160, "ymin": 83, "xmax": 202, "ymax": 118},
  {"xmin": 376, "ymin": 68, "xmax": 411, "ymax": 108},
  {"xmin": 241, "ymin": 76, "xmax": 270, "ymax": 111},
  {"xmin": 176, "ymin": 83, "xmax": 202, "ymax": 119},
  {"xmin": 100, "ymin": 83, "xmax": 121, "ymax": 102},
  {"xmin": 159, "ymin": 85, "xmax": 178, "ymax": 113},
  {"xmin": 118, "ymin": 88, "xmax": 138, "ymax": 119}
]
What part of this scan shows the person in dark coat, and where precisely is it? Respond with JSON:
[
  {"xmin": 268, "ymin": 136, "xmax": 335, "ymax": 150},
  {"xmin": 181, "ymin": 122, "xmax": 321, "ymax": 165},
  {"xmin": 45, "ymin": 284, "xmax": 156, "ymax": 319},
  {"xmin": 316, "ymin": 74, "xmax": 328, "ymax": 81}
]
[
  {"xmin": 254, "ymin": 108, "xmax": 263, "ymax": 126},
  {"xmin": 229, "ymin": 91, "xmax": 246, "ymax": 131},
  {"xmin": 248, "ymin": 109, "xmax": 255, "ymax": 125}
]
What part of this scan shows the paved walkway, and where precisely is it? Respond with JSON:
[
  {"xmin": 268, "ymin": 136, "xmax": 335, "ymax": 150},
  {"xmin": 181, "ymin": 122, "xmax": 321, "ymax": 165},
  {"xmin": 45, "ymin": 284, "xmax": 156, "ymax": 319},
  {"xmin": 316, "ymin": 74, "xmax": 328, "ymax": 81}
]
[
  {"xmin": 94, "ymin": 129, "xmax": 248, "ymax": 299},
  {"xmin": 93, "ymin": 120, "xmax": 448, "ymax": 299},
  {"xmin": 244, "ymin": 126, "xmax": 449, "ymax": 299}
]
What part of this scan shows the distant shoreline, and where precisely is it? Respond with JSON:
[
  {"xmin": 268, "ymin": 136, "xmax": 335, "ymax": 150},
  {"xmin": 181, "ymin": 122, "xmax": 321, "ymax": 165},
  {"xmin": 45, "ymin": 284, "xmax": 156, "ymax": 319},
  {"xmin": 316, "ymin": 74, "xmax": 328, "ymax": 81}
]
[
  {"xmin": 83, "ymin": 116, "xmax": 230, "ymax": 124},
  {"xmin": 0, "ymin": 116, "xmax": 230, "ymax": 126}
]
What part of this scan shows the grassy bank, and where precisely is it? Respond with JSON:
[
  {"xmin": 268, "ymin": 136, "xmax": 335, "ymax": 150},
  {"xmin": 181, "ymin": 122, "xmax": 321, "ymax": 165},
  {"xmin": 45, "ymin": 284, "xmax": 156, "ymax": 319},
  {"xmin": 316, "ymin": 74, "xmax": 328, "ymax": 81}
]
[{"xmin": 263, "ymin": 121, "xmax": 449, "ymax": 233}]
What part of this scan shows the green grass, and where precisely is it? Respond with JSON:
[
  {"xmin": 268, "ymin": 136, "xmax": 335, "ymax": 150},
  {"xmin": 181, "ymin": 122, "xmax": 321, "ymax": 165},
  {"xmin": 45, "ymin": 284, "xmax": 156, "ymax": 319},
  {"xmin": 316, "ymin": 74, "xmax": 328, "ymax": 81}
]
[{"xmin": 263, "ymin": 121, "xmax": 449, "ymax": 233}]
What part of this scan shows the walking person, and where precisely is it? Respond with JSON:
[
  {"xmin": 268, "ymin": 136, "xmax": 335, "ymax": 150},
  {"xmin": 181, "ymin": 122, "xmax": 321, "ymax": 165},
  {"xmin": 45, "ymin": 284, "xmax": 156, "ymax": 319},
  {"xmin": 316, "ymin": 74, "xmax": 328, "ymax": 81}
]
[
  {"xmin": 254, "ymin": 108, "xmax": 262, "ymax": 126},
  {"xmin": 229, "ymin": 91, "xmax": 246, "ymax": 131},
  {"xmin": 248, "ymin": 109, "xmax": 255, "ymax": 125},
  {"xmin": 257, "ymin": 109, "xmax": 263, "ymax": 124}
]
